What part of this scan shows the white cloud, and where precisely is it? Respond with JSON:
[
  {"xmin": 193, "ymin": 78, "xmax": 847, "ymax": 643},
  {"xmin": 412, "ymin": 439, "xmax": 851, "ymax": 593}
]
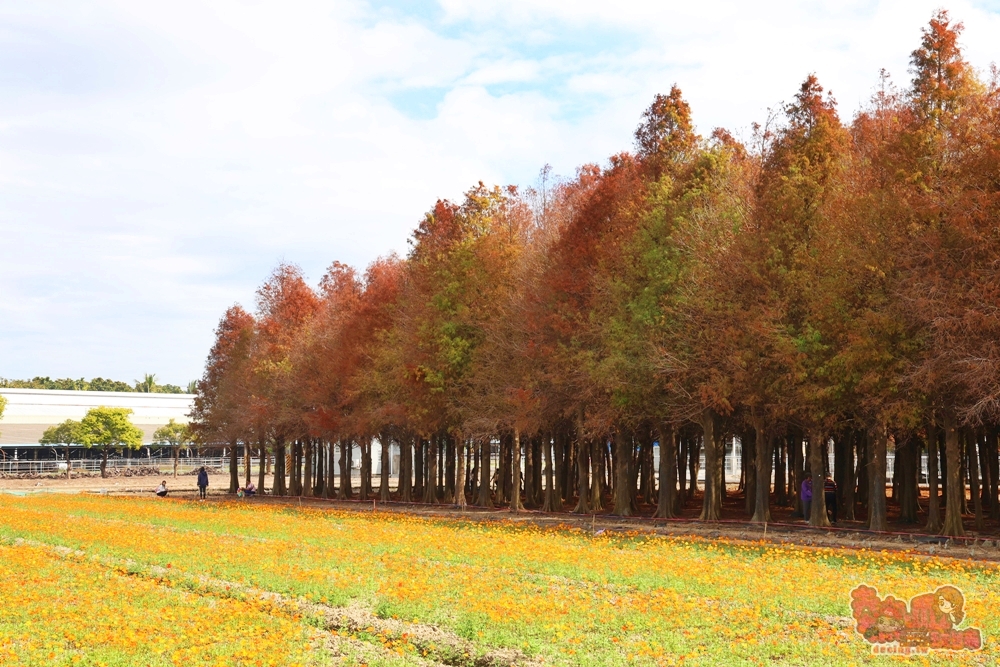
[{"xmin": 1, "ymin": 0, "xmax": 998, "ymax": 384}]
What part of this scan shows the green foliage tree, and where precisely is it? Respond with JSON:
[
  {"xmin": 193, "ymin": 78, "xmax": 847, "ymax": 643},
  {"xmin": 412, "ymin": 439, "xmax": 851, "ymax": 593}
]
[
  {"xmin": 0, "ymin": 377, "xmax": 133, "ymax": 392},
  {"xmin": 39, "ymin": 419, "xmax": 83, "ymax": 479},
  {"xmin": 153, "ymin": 419, "xmax": 193, "ymax": 478},
  {"xmin": 87, "ymin": 378, "xmax": 134, "ymax": 392},
  {"xmin": 79, "ymin": 407, "xmax": 144, "ymax": 478}
]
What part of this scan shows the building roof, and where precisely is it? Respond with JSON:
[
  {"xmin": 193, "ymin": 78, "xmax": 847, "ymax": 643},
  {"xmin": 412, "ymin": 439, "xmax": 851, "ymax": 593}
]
[{"xmin": 0, "ymin": 388, "xmax": 195, "ymax": 446}]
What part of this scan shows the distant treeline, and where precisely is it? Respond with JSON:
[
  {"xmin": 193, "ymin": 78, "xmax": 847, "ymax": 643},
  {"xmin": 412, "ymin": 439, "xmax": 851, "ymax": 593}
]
[{"xmin": 0, "ymin": 376, "xmax": 191, "ymax": 394}]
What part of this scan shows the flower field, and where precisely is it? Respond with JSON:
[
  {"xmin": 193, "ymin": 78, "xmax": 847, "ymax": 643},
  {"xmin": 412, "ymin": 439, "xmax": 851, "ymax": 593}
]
[{"xmin": 0, "ymin": 494, "xmax": 997, "ymax": 666}]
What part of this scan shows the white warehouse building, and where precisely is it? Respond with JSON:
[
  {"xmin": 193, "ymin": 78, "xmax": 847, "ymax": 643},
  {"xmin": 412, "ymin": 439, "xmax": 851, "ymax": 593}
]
[{"xmin": 0, "ymin": 388, "xmax": 195, "ymax": 448}]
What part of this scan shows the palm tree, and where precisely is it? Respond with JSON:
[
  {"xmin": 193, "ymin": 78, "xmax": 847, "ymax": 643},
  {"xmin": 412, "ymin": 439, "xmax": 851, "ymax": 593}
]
[{"xmin": 135, "ymin": 373, "xmax": 158, "ymax": 393}]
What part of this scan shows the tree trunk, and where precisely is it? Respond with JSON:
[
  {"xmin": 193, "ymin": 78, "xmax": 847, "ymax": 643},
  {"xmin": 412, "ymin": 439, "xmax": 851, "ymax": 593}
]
[
  {"xmin": 890, "ymin": 436, "xmax": 902, "ymax": 506},
  {"xmin": 455, "ymin": 437, "xmax": 467, "ymax": 508},
  {"xmin": 833, "ymin": 434, "xmax": 847, "ymax": 516},
  {"xmin": 967, "ymin": 429, "xmax": 984, "ymax": 530},
  {"xmin": 742, "ymin": 429, "xmax": 755, "ymax": 516},
  {"xmin": 899, "ymin": 437, "xmax": 919, "ymax": 524},
  {"xmin": 505, "ymin": 434, "xmax": 515, "ymax": 504},
  {"xmin": 989, "ymin": 428, "xmax": 1000, "ymax": 521},
  {"xmin": 303, "ymin": 439, "xmax": 313, "ymax": 497},
  {"xmin": 867, "ymin": 424, "xmax": 887, "ymax": 532},
  {"xmin": 466, "ymin": 440, "xmax": 474, "ymax": 498},
  {"xmin": 542, "ymin": 435, "xmax": 557, "ymax": 512},
  {"xmin": 552, "ymin": 428, "xmax": 573, "ymax": 510},
  {"xmin": 646, "ymin": 432, "xmax": 656, "ymax": 504},
  {"xmin": 590, "ymin": 438, "xmax": 608, "ymax": 498},
  {"xmin": 809, "ymin": 431, "xmax": 830, "ymax": 527},
  {"xmin": 751, "ymin": 416, "xmax": 772, "ymax": 523},
  {"xmin": 572, "ymin": 434, "xmax": 590, "ymax": 514},
  {"xmin": 774, "ymin": 435, "xmax": 787, "ymax": 506},
  {"xmin": 613, "ymin": 429, "xmax": 632, "ymax": 516},
  {"xmin": 840, "ymin": 432, "xmax": 856, "ymax": 521},
  {"xmin": 275, "ymin": 438, "xmax": 287, "ymax": 496},
  {"xmin": 523, "ymin": 433, "xmax": 535, "ymax": 508},
  {"xmin": 399, "ymin": 436, "xmax": 412, "ymax": 502},
  {"xmin": 326, "ymin": 440, "xmax": 337, "ymax": 499},
  {"xmin": 534, "ymin": 437, "xmax": 544, "ymax": 507},
  {"xmin": 939, "ymin": 437, "xmax": 947, "ymax": 506},
  {"xmin": 442, "ymin": 434, "xmax": 454, "ymax": 504},
  {"xmin": 294, "ymin": 440, "xmax": 304, "ymax": 496},
  {"xmin": 925, "ymin": 424, "xmax": 941, "ymax": 532},
  {"xmin": 654, "ymin": 423, "xmax": 677, "ymax": 519},
  {"xmin": 338, "ymin": 439, "xmax": 350, "ymax": 499},
  {"xmin": 258, "ymin": 444, "xmax": 267, "ymax": 493},
  {"xmin": 360, "ymin": 436, "xmax": 373, "ymax": 501},
  {"xmin": 590, "ymin": 439, "xmax": 604, "ymax": 512},
  {"xmin": 413, "ymin": 438, "xmax": 424, "ymax": 500},
  {"xmin": 941, "ymin": 413, "xmax": 965, "ymax": 536},
  {"xmin": 477, "ymin": 438, "xmax": 493, "ymax": 507},
  {"xmin": 719, "ymin": 432, "xmax": 728, "ymax": 503},
  {"xmin": 856, "ymin": 431, "xmax": 869, "ymax": 512},
  {"xmin": 379, "ymin": 433, "xmax": 391, "ymax": 502},
  {"xmin": 699, "ymin": 410, "xmax": 721, "ymax": 521},
  {"xmin": 423, "ymin": 437, "xmax": 438, "ymax": 503},
  {"xmin": 960, "ymin": 434, "xmax": 970, "ymax": 515},
  {"xmin": 978, "ymin": 431, "xmax": 992, "ymax": 519},
  {"xmin": 229, "ymin": 440, "xmax": 239, "ymax": 494},
  {"xmin": 314, "ymin": 441, "xmax": 324, "ymax": 496},
  {"xmin": 100, "ymin": 447, "xmax": 108, "ymax": 478},
  {"xmin": 790, "ymin": 433, "xmax": 804, "ymax": 516},
  {"xmin": 510, "ymin": 428, "xmax": 523, "ymax": 512},
  {"xmin": 689, "ymin": 436, "xmax": 701, "ymax": 501},
  {"xmin": 638, "ymin": 433, "xmax": 650, "ymax": 503},
  {"xmin": 243, "ymin": 443, "xmax": 251, "ymax": 487},
  {"xmin": 676, "ymin": 437, "xmax": 687, "ymax": 503}
]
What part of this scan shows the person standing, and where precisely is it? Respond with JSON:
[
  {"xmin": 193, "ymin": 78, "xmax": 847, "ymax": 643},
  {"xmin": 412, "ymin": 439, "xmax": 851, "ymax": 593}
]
[
  {"xmin": 800, "ymin": 475, "xmax": 812, "ymax": 521},
  {"xmin": 197, "ymin": 466, "xmax": 209, "ymax": 500},
  {"xmin": 824, "ymin": 473, "xmax": 838, "ymax": 524}
]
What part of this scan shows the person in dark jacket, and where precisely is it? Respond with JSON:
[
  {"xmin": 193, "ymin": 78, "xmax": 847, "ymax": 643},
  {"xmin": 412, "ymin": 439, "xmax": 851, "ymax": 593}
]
[
  {"xmin": 197, "ymin": 467, "xmax": 209, "ymax": 500},
  {"xmin": 824, "ymin": 473, "xmax": 838, "ymax": 524}
]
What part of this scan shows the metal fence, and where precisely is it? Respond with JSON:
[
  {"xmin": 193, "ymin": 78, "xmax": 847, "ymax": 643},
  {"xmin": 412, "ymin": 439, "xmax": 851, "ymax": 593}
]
[{"xmin": 0, "ymin": 456, "xmax": 237, "ymax": 475}]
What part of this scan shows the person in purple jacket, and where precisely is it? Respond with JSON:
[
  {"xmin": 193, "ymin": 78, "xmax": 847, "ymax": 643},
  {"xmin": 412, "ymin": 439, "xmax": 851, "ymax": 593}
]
[{"xmin": 801, "ymin": 475, "xmax": 813, "ymax": 521}]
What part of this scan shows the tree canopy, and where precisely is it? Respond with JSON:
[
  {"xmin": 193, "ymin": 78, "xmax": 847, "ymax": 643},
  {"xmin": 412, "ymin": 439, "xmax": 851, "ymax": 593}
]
[
  {"xmin": 79, "ymin": 407, "xmax": 144, "ymax": 478},
  {"xmin": 192, "ymin": 11, "xmax": 1000, "ymax": 536}
]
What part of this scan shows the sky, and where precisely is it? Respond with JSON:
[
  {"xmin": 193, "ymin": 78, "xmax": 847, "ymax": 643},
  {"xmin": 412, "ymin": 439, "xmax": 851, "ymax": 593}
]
[{"xmin": 1, "ymin": 0, "xmax": 999, "ymax": 387}]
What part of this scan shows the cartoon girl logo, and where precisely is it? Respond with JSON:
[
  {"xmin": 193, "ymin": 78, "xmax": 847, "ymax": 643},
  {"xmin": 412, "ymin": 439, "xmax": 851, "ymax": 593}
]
[{"xmin": 851, "ymin": 584, "xmax": 982, "ymax": 652}]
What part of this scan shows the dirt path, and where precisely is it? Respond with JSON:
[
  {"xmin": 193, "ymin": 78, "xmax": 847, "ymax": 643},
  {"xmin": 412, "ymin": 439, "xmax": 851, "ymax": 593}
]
[{"xmin": 0, "ymin": 472, "xmax": 237, "ymax": 494}]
